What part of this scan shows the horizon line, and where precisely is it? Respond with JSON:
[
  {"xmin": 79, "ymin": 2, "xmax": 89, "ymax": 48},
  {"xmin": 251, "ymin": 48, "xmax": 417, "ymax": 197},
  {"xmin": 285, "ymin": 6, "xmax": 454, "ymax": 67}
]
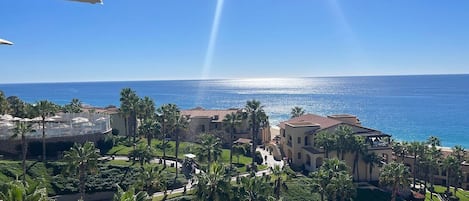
[{"xmin": 1, "ymin": 73, "xmax": 468, "ymax": 85}]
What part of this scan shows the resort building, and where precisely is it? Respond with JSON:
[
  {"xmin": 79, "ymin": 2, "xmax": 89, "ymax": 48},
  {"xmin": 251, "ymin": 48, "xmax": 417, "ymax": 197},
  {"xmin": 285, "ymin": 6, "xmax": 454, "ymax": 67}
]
[
  {"xmin": 278, "ymin": 114, "xmax": 392, "ymax": 181},
  {"xmin": 181, "ymin": 107, "xmax": 251, "ymax": 142}
]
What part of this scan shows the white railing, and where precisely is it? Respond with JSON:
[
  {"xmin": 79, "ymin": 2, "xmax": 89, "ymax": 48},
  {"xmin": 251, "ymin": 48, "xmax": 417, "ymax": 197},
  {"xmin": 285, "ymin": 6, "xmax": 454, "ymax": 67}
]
[{"xmin": 0, "ymin": 113, "xmax": 111, "ymax": 140}]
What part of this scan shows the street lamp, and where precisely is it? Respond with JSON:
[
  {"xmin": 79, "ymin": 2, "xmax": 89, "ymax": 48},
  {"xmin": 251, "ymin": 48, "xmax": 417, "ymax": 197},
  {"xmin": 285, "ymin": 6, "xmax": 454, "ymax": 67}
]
[
  {"xmin": 68, "ymin": 0, "xmax": 103, "ymax": 4},
  {"xmin": 0, "ymin": 38, "xmax": 13, "ymax": 45}
]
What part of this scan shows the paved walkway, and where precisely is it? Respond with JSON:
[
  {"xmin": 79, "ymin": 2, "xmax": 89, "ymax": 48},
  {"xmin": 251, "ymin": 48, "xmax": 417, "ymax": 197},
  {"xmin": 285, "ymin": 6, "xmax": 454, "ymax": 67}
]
[{"xmin": 103, "ymin": 146, "xmax": 285, "ymax": 198}]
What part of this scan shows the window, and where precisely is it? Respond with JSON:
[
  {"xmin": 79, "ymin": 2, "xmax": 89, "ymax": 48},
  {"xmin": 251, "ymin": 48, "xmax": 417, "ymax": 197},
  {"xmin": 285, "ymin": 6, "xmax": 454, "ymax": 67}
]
[
  {"xmin": 201, "ymin": 125, "xmax": 206, "ymax": 132},
  {"xmin": 304, "ymin": 136, "xmax": 309, "ymax": 146},
  {"xmin": 297, "ymin": 152, "xmax": 301, "ymax": 159},
  {"xmin": 297, "ymin": 137, "xmax": 301, "ymax": 144}
]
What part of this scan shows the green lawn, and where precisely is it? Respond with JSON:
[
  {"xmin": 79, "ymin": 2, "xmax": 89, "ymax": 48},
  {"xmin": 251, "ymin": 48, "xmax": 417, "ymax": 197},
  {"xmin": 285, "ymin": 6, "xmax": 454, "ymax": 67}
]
[
  {"xmin": 106, "ymin": 159, "xmax": 179, "ymax": 173},
  {"xmin": 431, "ymin": 185, "xmax": 469, "ymax": 201}
]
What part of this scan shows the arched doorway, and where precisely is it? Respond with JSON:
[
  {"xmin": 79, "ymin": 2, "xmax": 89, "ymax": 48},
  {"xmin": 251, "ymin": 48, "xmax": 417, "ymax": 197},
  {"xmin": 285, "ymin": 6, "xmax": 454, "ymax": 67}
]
[{"xmin": 316, "ymin": 157, "xmax": 323, "ymax": 168}]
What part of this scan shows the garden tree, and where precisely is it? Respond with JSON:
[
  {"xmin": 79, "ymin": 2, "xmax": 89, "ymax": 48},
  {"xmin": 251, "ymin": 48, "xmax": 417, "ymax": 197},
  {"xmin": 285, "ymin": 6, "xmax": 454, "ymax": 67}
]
[
  {"xmin": 334, "ymin": 125, "xmax": 354, "ymax": 160},
  {"xmin": 0, "ymin": 90, "xmax": 8, "ymax": 114},
  {"xmin": 391, "ymin": 141, "xmax": 408, "ymax": 162},
  {"xmin": 426, "ymin": 145, "xmax": 441, "ymax": 199},
  {"xmin": 34, "ymin": 100, "xmax": 59, "ymax": 162},
  {"xmin": 232, "ymin": 144, "xmax": 245, "ymax": 164},
  {"xmin": 309, "ymin": 158, "xmax": 351, "ymax": 201},
  {"xmin": 156, "ymin": 103, "xmax": 179, "ymax": 167},
  {"xmin": 63, "ymin": 98, "xmax": 83, "ymax": 113},
  {"xmin": 290, "ymin": 106, "xmax": 305, "ymax": 118},
  {"xmin": 63, "ymin": 142, "xmax": 100, "ymax": 201},
  {"xmin": 314, "ymin": 131, "xmax": 335, "ymax": 158},
  {"xmin": 137, "ymin": 165, "xmax": 167, "ymax": 194},
  {"xmin": 12, "ymin": 121, "xmax": 32, "ymax": 185},
  {"xmin": 270, "ymin": 165, "xmax": 290, "ymax": 200},
  {"xmin": 136, "ymin": 96, "xmax": 156, "ymax": 123},
  {"xmin": 120, "ymin": 88, "xmax": 139, "ymax": 143},
  {"xmin": 138, "ymin": 118, "xmax": 160, "ymax": 147},
  {"xmin": 129, "ymin": 144, "xmax": 154, "ymax": 167},
  {"xmin": 0, "ymin": 180, "xmax": 50, "ymax": 201},
  {"xmin": 350, "ymin": 135, "xmax": 365, "ymax": 181},
  {"xmin": 362, "ymin": 151, "xmax": 381, "ymax": 182},
  {"xmin": 7, "ymin": 96, "xmax": 28, "ymax": 118},
  {"xmin": 237, "ymin": 175, "xmax": 273, "ymax": 201},
  {"xmin": 310, "ymin": 169, "xmax": 328, "ymax": 201},
  {"xmin": 379, "ymin": 162, "xmax": 410, "ymax": 201},
  {"xmin": 113, "ymin": 184, "xmax": 149, "ymax": 201},
  {"xmin": 426, "ymin": 136, "xmax": 441, "ymax": 147},
  {"xmin": 172, "ymin": 111, "xmax": 188, "ymax": 179},
  {"xmin": 328, "ymin": 172, "xmax": 355, "ymax": 201},
  {"xmin": 223, "ymin": 112, "xmax": 243, "ymax": 169},
  {"xmin": 408, "ymin": 141, "xmax": 425, "ymax": 188},
  {"xmin": 196, "ymin": 133, "xmax": 222, "ymax": 171},
  {"xmin": 443, "ymin": 154, "xmax": 461, "ymax": 195},
  {"xmin": 194, "ymin": 163, "xmax": 231, "ymax": 201},
  {"xmin": 451, "ymin": 145, "xmax": 466, "ymax": 194},
  {"xmin": 245, "ymin": 99, "xmax": 268, "ymax": 169}
]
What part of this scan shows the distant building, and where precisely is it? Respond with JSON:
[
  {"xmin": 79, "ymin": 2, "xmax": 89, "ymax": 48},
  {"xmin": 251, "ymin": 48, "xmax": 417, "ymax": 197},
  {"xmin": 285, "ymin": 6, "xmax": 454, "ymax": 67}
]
[
  {"xmin": 278, "ymin": 114, "xmax": 392, "ymax": 181},
  {"xmin": 181, "ymin": 108, "xmax": 251, "ymax": 142}
]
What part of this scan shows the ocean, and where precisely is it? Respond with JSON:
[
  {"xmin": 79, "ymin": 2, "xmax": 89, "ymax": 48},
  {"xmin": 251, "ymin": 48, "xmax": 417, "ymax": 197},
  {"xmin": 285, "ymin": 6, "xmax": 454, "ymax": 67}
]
[{"xmin": 1, "ymin": 74, "xmax": 468, "ymax": 147}]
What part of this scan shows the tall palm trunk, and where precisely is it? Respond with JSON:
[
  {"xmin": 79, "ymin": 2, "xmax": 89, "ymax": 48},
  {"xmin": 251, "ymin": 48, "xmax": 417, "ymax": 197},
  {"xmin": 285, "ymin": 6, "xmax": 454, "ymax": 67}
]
[
  {"xmin": 21, "ymin": 134, "xmax": 27, "ymax": 185},
  {"xmin": 353, "ymin": 151, "xmax": 360, "ymax": 181},
  {"xmin": 229, "ymin": 128, "xmax": 234, "ymax": 169},
  {"xmin": 175, "ymin": 132, "xmax": 179, "ymax": 179},
  {"xmin": 79, "ymin": 164, "xmax": 86, "ymax": 200},
  {"xmin": 132, "ymin": 112, "xmax": 137, "ymax": 144},
  {"xmin": 41, "ymin": 116, "xmax": 46, "ymax": 162},
  {"xmin": 324, "ymin": 148, "xmax": 329, "ymax": 159},
  {"xmin": 251, "ymin": 114, "xmax": 256, "ymax": 169},
  {"xmin": 162, "ymin": 120, "xmax": 166, "ymax": 167},
  {"xmin": 413, "ymin": 155, "xmax": 417, "ymax": 188},
  {"xmin": 446, "ymin": 169, "xmax": 450, "ymax": 193}
]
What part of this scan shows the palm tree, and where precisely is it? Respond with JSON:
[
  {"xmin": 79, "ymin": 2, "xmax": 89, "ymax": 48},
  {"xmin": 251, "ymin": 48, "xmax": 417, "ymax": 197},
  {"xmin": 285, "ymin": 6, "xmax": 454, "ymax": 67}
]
[
  {"xmin": 245, "ymin": 100, "xmax": 267, "ymax": 169},
  {"xmin": 63, "ymin": 98, "xmax": 83, "ymax": 113},
  {"xmin": 391, "ymin": 141, "xmax": 408, "ymax": 162},
  {"xmin": 379, "ymin": 162, "xmax": 410, "ymax": 201},
  {"xmin": 310, "ymin": 169, "xmax": 328, "ymax": 201},
  {"xmin": 426, "ymin": 136, "xmax": 441, "ymax": 147},
  {"xmin": 314, "ymin": 131, "xmax": 335, "ymax": 158},
  {"xmin": 156, "ymin": 103, "xmax": 178, "ymax": 167},
  {"xmin": 329, "ymin": 171, "xmax": 355, "ymax": 201},
  {"xmin": 34, "ymin": 100, "xmax": 58, "ymax": 162},
  {"xmin": 290, "ymin": 106, "xmax": 305, "ymax": 118},
  {"xmin": 451, "ymin": 145, "xmax": 465, "ymax": 194},
  {"xmin": 223, "ymin": 112, "xmax": 242, "ymax": 169},
  {"xmin": 350, "ymin": 135, "xmax": 365, "ymax": 181},
  {"xmin": 233, "ymin": 144, "xmax": 245, "ymax": 164},
  {"xmin": 0, "ymin": 90, "xmax": 9, "ymax": 115},
  {"xmin": 7, "ymin": 96, "xmax": 28, "ymax": 118},
  {"xmin": 196, "ymin": 133, "xmax": 222, "ymax": 171},
  {"xmin": 194, "ymin": 163, "xmax": 231, "ymax": 201},
  {"xmin": 138, "ymin": 118, "xmax": 160, "ymax": 147},
  {"xmin": 138, "ymin": 165, "xmax": 167, "ymax": 194},
  {"xmin": 270, "ymin": 165, "xmax": 289, "ymax": 200},
  {"xmin": 113, "ymin": 184, "xmax": 149, "ymax": 201},
  {"xmin": 442, "ymin": 155, "xmax": 459, "ymax": 194},
  {"xmin": 363, "ymin": 151, "xmax": 381, "ymax": 182},
  {"xmin": 0, "ymin": 180, "xmax": 50, "ymax": 201},
  {"xmin": 120, "ymin": 88, "xmax": 139, "ymax": 143},
  {"xmin": 11, "ymin": 121, "xmax": 32, "ymax": 185},
  {"xmin": 334, "ymin": 125, "xmax": 353, "ymax": 160},
  {"xmin": 136, "ymin": 96, "xmax": 156, "ymax": 124},
  {"xmin": 426, "ymin": 145, "xmax": 441, "ymax": 199},
  {"xmin": 173, "ymin": 112, "xmax": 188, "ymax": 179},
  {"xmin": 129, "ymin": 144, "xmax": 154, "ymax": 167},
  {"xmin": 237, "ymin": 175, "xmax": 272, "ymax": 201},
  {"xmin": 408, "ymin": 141, "xmax": 424, "ymax": 188},
  {"xmin": 62, "ymin": 142, "xmax": 100, "ymax": 200}
]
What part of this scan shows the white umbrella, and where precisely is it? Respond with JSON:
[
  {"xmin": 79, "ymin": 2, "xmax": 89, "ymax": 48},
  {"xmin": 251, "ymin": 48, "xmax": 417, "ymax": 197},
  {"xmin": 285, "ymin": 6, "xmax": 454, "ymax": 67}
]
[
  {"xmin": 95, "ymin": 117, "xmax": 107, "ymax": 122},
  {"xmin": 0, "ymin": 114, "xmax": 13, "ymax": 121},
  {"xmin": 0, "ymin": 38, "xmax": 13, "ymax": 45},
  {"xmin": 72, "ymin": 117, "xmax": 89, "ymax": 123},
  {"xmin": 68, "ymin": 0, "xmax": 103, "ymax": 4}
]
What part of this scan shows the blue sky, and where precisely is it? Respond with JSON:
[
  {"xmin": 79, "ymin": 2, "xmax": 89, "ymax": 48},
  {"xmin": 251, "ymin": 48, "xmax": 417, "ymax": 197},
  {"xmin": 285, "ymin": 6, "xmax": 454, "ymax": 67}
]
[{"xmin": 1, "ymin": 0, "xmax": 469, "ymax": 83}]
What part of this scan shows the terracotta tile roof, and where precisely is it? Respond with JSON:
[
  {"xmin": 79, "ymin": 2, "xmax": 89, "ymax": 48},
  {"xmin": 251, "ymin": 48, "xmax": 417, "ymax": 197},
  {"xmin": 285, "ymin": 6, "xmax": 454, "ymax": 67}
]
[
  {"xmin": 181, "ymin": 108, "xmax": 240, "ymax": 122},
  {"xmin": 278, "ymin": 114, "xmax": 342, "ymax": 130}
]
